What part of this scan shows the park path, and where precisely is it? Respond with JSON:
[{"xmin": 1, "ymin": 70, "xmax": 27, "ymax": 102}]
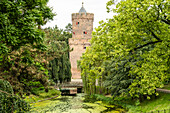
[{"xmin": 156, "ymin": 88, "xmax": 170, "ymax": 94}]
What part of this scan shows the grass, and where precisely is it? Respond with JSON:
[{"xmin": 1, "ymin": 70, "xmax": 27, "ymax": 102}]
[
  {"xmin": 163, "ymin": 83, "xmax": 170, "ymax": 90},
  {"xmin": 139, "ymin": 92, "xmax": 170, "ymax": 112},
  {"xmin": 24, "ymin": 88, "xmax": 61, "ymax": 112},
  {"xmin": 84, "ymin": 84, "xmax": 170, "ymax": 113},
  {"xmin": 24, "ymin": 84, "xmax": 170, "ymax": 113},
  {"xmin": 24, "ymin": 88, "xmax": 61, "ymax": 103},
  {"xmin": 127, "ymin": 83, "xmax": 170, "ymax": 113}
]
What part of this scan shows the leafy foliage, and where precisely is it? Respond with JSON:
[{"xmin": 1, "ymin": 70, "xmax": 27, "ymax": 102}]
[
  {"xmin": 0, "ymin": 79, "xmax": 30, "ymax": 112},
  {"xmin": 80, "ymin": 19, "xmax": 115, "ymax": 94},
  {"xmin": 0, "ymin": 0, "xmax": 54, "ymax": 53},
  {"xmin": 103, "ymin": 56, "xmax": 134, "ymax": 97},
  {"xmin": 44, "ymin": 25, "xmax": 72, "ymax": 84},
  {"xmin": 0, "ymin": 0, "xmax": 55, "ymax": 94},
  {"xmin": 80, "ymin": 0, "xmax": 169, "ymax": 99}
]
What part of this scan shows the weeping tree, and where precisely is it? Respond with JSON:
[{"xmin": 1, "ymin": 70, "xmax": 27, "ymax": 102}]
[
  {"xmin": 79, "ymin": 19, "xmax": 115, "ymax": 95},
  {"xmin": 44, "ymin": 25, "xmax": 72, "ymax": 84}
]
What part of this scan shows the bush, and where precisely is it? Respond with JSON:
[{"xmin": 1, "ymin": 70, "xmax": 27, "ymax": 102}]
[
  {"xmin": 0, "ymin": 79, "xmax": 30, "ymax": 112},
  {"xmin": 38, "ymin": 89, "xmax": 60, "ymax": 98}
]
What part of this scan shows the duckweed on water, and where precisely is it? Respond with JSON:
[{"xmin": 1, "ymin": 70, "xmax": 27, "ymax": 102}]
[{"xmin": 30, "ymin": 94, "xmax": 125, "ymax": 113}]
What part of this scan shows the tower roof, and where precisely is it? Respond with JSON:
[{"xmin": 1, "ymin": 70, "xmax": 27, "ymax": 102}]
[{"xmin": 79, "ymin": 2, "xmax": 86, "ymax": 14}]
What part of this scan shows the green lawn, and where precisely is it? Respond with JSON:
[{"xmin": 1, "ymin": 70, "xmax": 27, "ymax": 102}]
[
  {"xmin": 24, "ymin": 88, "xmax": 60, "ymax": 103},
  {"xmin": 164, "ymin": 84, "xmax": 170, "ymax": 90},
  {"xmin": 128, "ymin": 84, "xmax": 170, "ymax": 113},
  {"xmin": 139, "ymin": 93, "xmax": 170, "ymax": 112},
  {"xmin": 24, "ymin": 88, "xmax": 61, "ymax": 112}
]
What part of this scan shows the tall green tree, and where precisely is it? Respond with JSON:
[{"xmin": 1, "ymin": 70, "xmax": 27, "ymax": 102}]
[
  {"xmin": 80, "ymin": 0, "xmax": 169, "ymax": 98},
  {"xmin": 80, "ymin": 20, "xmax": 115, "ymax": 94},
  {"xmin": 106, "ymin": 0, "xmax": 169, "ymax": 98},
  {"xmin": 44, "ymin": 25, "xmax": 72, "ymax": 84},
  {"xmin": 0, "ymin": 0, "xmax": 55, "ymax": 94}
]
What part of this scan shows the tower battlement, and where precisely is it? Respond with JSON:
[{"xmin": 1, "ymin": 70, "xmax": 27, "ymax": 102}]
[
  {"xmin": 71, "ymin": 12, "xmax": 94, "ymax": 39},
  {"xmin": 72, "ymin": 13, "xmax": 94, "ymax": 20}
]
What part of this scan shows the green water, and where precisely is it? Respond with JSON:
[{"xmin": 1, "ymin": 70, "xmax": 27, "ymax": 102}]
[{"xmin": 31, "ymin": 93, "xmax": 124, "ymax": 113}]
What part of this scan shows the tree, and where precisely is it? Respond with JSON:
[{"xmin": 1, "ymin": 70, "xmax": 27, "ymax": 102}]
[
  {"xmin": 44, "ymin": 25, "xmax": 72, "ymax": 84},
  {"xmin": 80, "ymin": 20, "xmax": 115, "ymax": 94},
  {"xmin": 65, "ymin": 23, "xmax": 72, "ymax": 34},
  {"xmin": 107, "ymin": 0, "xmax": 169, "ymax": 98},
  {"xmin": 0, "ymin": 0, "xmax": 54, "ymax": 53},
  {"xmin": 103, "ymin": 56, "xmax": 134, "ymax": 97},
  {"xmin": 0, "ymin": 0, "xmax": 55, "ymax": 94},
  {"xmin": 80, "ymin": 0, "xmax": 169, "ymax": 98}
]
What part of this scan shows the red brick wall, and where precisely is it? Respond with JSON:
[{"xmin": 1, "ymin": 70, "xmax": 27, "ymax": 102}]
[{"xmin": 69, "ymin": 12, "xmax": 94, "ymax": 79}]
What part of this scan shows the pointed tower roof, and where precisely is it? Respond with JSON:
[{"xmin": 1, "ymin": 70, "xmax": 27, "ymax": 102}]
[{"xmin": 79, "ymin": 2, "xmax": 86, "ymax": 14}]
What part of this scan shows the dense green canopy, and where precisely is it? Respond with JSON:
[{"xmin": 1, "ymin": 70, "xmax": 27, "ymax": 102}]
[
  {"xmin": 0, "ymin": 0, "xmax": 55, "ymax": 94},
  {"xmin": 80, "ymin": 0, "xmax": 169, "ymax": 98},
  {"xmin": 0, "ymin": 0, "xmax": 72, "ymax": 112}
]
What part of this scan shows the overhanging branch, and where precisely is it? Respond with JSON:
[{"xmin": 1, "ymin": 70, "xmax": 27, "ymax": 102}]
[
  {"xmin": 161, "ymin": 19, "xmax": 170, "ymax": 25},
  {"xmin": 148, "ymin": 29, "xmax": 162, "ymax": 41},
  {"xmin": 136, "ymin": 15, "xmax": 162, "ymax": 41},
  {"xmin": 130, "ymin": 40, "xmax": 162, "ymax": 52}
]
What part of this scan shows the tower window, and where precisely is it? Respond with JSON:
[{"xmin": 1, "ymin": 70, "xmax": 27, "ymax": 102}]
[
  {"xmin": 83, "ymin": 31, "xmax": 87, "ymax": 34},
  {"xmin": 76, "ymin": 22, "xmax": 79, "ymax": 25},
  {"xmin": 83, "ymin": 46, "xmax": 86, "ymax": 49}
]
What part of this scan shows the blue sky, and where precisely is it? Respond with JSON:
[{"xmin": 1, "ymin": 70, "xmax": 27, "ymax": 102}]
[{"xmin": 43, "ymin": 0, "xmax": 115, "ymax": 29}]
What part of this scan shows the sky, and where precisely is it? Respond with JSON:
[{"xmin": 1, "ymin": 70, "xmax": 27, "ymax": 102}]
[{"xmin": 42, "ymin": 0, "xmax": 115, "ymax": 30}]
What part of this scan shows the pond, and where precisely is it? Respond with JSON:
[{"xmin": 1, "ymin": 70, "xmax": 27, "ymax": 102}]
[{"xmin": 31, "ymin": 93, "xmax": 125, "ymax": 113}]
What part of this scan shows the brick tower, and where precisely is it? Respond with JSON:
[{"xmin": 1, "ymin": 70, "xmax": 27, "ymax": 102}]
[{"xmin": 69, "ymin": 2, "xmax": 94, "ymax": 79}]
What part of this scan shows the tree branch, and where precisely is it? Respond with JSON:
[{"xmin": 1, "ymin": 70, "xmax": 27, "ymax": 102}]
[
  {"xmin": 161, "ymin": 19, "xmax": 170, "ymax": 25},
  {"xmin": 136, "ymin": 14, "xmax": 143, "ymax": 22},
  {"xmin": 148, "ymin": 29, "xmax": 162, "ymax": 41},
  {"xmin": 158, "ymin": 4, "xmax": 170, "ymax": 25},
  {"xmin": 136, "ymin": 14, "xmax": 162, "ymax": 41},
  {"xmin": 156, "ymin": 4, "xmax": 160, "ymax": 21},
  {"xmin": 0, "ymin": 89, "xmax": 13, "ymax": 96},
  {"xmin": 130, "ymin": 40, "xmax": 162, "ymax": 52}
]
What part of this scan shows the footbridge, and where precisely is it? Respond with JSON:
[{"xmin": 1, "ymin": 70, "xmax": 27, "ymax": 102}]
[{"xmin": 59, "ymin": 79, "xmax": 83, "ymax": 95}]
